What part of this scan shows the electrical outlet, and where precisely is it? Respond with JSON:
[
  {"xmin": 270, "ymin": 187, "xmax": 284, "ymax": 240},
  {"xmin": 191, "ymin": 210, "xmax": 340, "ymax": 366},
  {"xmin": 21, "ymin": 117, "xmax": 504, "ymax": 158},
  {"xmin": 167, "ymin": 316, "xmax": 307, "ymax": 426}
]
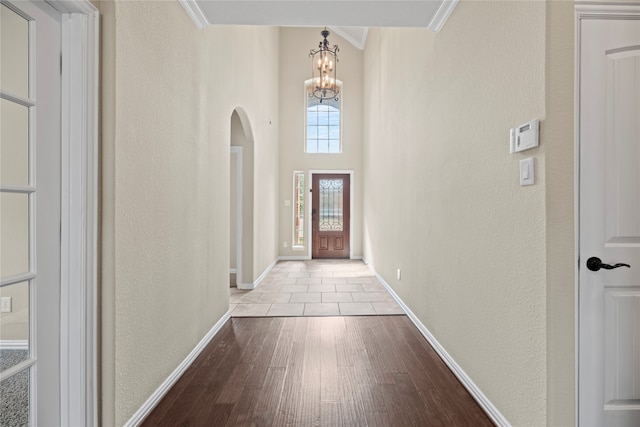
[
  {"xmin": 397, "ymin": 269, "xmax": 401, "ymax": 281},
  {"xmin": 1, "ymin": 297, "xmax": 12, "ymax": 313},
  {"xmin": 283, "ymin": 242, "xmax": 288, "ymax": 248}
]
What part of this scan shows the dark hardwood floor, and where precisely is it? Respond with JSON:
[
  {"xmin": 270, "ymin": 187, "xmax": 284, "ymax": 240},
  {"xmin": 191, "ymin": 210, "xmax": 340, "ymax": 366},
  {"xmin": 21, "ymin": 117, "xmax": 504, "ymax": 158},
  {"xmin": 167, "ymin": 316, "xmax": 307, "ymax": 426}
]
[{"xmin": 142, "ymin": 316, "xmax": 494, "ymax": 426}]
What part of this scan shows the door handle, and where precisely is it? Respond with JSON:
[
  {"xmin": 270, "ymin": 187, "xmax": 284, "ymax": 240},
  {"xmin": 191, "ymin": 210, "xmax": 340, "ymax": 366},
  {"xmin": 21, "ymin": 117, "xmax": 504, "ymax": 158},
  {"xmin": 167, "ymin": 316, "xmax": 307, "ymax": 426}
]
[{"xmin": 586, "ymin": 257, "xmax": 631, "ymax": 272}]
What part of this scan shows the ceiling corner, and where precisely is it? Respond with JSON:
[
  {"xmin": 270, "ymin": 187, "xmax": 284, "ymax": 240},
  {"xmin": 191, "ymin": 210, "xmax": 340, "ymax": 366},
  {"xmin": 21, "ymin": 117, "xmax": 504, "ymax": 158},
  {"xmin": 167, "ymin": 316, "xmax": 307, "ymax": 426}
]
[
  {"xmin": 179, "ymin": 0, "xmax": 209, "ymax": 29},
  {"xmin": 329, "ymin": 27, "xmax": 369, "ymax": 51},
  {"xmin": 427, "ymin": 0, "xmax": 459, "ymax": 32}
]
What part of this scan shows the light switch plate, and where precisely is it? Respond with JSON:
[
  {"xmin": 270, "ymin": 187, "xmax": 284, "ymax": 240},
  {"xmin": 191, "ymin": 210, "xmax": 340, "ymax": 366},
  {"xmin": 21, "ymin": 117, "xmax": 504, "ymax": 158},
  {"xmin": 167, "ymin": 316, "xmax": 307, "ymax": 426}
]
[
  {"xmin": 1, "ymin": 297, "xmax": 12, "ymax": 313},
  {"xmin": 520, "ymin": 158, "xmax": 534, "ymax": 186}
]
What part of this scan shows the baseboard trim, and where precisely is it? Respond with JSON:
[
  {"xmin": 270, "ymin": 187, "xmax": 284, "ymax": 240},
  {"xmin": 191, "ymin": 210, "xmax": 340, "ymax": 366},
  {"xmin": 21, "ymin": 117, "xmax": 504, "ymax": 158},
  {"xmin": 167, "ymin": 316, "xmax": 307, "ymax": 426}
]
[
  {"xmin": 254, "ymin": 258, "xmax": 278, "ymax": 287},
  {"xmin": 237, "ymin": 258, "xmax": 279, "ymax": 290},
  {"xmin": 124, "ymin": 310, "xmax": 232, "ymax": 427},
  {"xmin": 0, "ymin": 340, "xmax": 29, "ymax": 350},
  {"xmin": 374, "ymin": 272, "xmax": 511, "ymax": 427},
  {"xmin": 277, "ymin": 255, "xmax": 364, "ymax": 261},
  {"xmin": 278, "ymin": 255, "xmax": 310, "ymax": 261}
]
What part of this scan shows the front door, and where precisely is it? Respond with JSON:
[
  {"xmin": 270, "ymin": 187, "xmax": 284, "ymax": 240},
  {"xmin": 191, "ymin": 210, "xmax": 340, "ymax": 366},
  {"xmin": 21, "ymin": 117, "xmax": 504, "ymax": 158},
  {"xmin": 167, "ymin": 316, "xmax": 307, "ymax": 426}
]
[
  {"xmin": 312, "ymin": 174, "xmax": 350, "ymax": 259},
  {"xmin": 578, "ymin": 10, "xmax": 640, "ymax": 427}
]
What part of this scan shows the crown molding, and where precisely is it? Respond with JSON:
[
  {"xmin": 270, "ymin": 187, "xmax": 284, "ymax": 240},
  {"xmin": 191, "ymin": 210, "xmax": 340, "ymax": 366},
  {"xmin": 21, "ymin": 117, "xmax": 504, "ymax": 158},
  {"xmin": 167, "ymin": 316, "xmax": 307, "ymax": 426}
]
[
  {"xmin": 427, "ymin": 0, "xmax": 459, "ymax": 32},
  {"xmin": 179, "ymin": 0, "xmax": 209, "ymax": 29},
  {"xmin": 46, "ymin": 0, "xmax": 98, "ymax": 14},
  {"xmin": 329, "ymin": 26, "xmax": 369, "ymax": 50}
]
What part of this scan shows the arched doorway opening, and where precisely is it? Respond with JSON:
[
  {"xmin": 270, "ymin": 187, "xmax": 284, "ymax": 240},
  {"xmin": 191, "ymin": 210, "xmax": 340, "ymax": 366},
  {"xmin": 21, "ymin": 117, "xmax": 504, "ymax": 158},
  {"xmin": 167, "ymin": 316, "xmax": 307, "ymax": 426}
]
[{"xmin": 230, "ymin": 108, "xmax": 254, "ymax": 289}]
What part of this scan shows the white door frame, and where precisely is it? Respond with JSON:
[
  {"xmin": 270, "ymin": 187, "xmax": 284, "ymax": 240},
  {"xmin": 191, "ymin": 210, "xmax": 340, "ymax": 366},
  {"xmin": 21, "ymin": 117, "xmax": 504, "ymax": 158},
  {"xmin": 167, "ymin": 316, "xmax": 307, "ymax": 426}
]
[
  {"xmin": 574, "ymin": 3, "xmax": 640, "ymax": 425},
  {"xmin": 231, "ymin": 146, "xmax": 243, "ymax": 288},
  {"xmin": 308, "ymin": 170, "xmax": 355, "ymax": 260},
  {"xmin": 44, "ymin": 1, "xmax": 99, "ymax": 425}
]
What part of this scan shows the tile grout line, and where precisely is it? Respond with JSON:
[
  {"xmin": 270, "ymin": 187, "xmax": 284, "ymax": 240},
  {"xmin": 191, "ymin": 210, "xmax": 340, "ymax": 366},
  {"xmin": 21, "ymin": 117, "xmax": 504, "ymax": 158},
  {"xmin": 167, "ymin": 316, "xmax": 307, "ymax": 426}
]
[{"xmin": 229, "ymin": 260, "xmax": 404, "ymax": 317}]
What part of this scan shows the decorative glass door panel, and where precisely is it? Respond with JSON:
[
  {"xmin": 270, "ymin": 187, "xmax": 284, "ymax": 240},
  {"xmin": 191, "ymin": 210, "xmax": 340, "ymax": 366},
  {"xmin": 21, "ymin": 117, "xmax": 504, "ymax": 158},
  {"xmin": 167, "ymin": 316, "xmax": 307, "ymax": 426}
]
[
  {"xmin": 319, "ymin": 179, "xmax": 344, "ymax": 232},
  {"xmin": 312, "ymin": 174, "xmax": 350, "ymax": 259}
]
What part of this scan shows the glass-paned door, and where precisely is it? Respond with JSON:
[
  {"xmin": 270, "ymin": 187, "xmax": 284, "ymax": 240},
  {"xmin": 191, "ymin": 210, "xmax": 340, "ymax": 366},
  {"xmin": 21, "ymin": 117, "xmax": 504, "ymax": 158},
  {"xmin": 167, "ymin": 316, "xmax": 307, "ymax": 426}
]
[
  {"xmin": 1, "ymin": 1, "xmax": 61, "ymax": 425},
  {"xmin": 1, "ymin": 5, "xmax": 35, "ymax": 424},
  {"xmin": 311, "ymin": 174, "xmax": 350, "ymax": 259}
]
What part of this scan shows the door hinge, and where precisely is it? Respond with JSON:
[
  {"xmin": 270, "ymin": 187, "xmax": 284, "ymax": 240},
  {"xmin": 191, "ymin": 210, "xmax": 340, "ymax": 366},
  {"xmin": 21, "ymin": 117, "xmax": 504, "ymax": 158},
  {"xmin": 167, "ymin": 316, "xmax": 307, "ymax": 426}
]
[{"xmin": 60, "ymin": 54, "xmax": 63, "ymax": 75}]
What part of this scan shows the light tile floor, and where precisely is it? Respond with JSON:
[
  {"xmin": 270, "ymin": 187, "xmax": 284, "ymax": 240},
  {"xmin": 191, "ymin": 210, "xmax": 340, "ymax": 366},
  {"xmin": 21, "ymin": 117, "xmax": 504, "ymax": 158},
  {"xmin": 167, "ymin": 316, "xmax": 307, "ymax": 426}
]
[{"xmin": 229, "ymin": 259, "xmax": 405, "ymax": 317}]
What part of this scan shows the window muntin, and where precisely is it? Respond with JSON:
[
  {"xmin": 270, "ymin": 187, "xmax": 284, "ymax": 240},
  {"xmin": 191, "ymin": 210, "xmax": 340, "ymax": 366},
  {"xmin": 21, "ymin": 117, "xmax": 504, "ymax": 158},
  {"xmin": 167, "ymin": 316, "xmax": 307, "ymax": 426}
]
[
  {"xmin": 293, "ymin": 172, "xmax": 305, "ymax": 247},
  {"xmin": 305, "ymin": 80, "xmax": 341, "ymax": 153}
]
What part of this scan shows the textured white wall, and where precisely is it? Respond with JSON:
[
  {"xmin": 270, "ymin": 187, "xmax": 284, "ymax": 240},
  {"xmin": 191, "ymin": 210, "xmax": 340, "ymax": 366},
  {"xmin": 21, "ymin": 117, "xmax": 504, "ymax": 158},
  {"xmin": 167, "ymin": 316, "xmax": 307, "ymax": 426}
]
[
  {"xmin": 544, "ymin": 1, "xmax": 575, "ymax": 425},
  {"xmin": 278, "ymin": 27, "xmax": 363, "ymax": 257},
  {"xmin": 99, "ymin": 1, "xmax": 279, "ymax": 425},
  {"xmin": 362, "ymin": 2, "xmax": 556, "ymax": 425}
]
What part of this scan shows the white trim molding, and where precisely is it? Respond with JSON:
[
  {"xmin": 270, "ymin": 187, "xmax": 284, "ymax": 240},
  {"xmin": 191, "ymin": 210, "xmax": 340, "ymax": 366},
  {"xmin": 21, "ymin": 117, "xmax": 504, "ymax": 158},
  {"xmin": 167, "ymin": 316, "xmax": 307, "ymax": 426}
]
[
  {"xmin": 124, "ymin": 311, "xmax": 232, "ymax": 427},
  {"xmin": 254, "ymin": 258, "xmax": 278, "ymax": 287},
  {"xmin": 230, "ymin": 146, "xmax": 243, "ymax": 290},
  {"xmin": 329, "ymin": 26, "xmax": 369, "ymax": 50},
  {"xmin": 237, "ymin": 258, "xmax": 278, "ymax": 290},
  {"xmin": 0, "ymin": 340, "xmax": 29, "ymax": 351},
  {"xmin": 374, "ymin": 270, "xmax": 511, "ymax": 427},
  {"xmin": 279, "ymin": 255, "xmax": 310, "ymax": 261},
  {"xmin": 427, "ymin": 0, "xmax": 459, "ymax": 32},
  {"xmin": 46, "ymin": 1, "xmax": 100, "ymax": 426},
  {"xmin": 574, "ymin": 7, "xmax": 582, "ymax": 427},
  {"xmin": 575, "ymin": 2, "xmax": 640, "ymax": 17},
  {"xmin": 178, "ymin": 0, "xmax": 208, "ymax": 29},
  {"xmin": 279, "ymin": 255, "xmax": 362, "ymax": 262}
]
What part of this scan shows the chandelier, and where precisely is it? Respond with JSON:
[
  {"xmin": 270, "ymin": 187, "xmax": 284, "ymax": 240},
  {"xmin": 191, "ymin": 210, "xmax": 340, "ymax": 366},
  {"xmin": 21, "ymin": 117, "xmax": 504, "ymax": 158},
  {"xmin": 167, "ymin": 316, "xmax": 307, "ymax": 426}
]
[{"xmin": 309, "ymin": 29, "xmax": 339, "ymax": 102}]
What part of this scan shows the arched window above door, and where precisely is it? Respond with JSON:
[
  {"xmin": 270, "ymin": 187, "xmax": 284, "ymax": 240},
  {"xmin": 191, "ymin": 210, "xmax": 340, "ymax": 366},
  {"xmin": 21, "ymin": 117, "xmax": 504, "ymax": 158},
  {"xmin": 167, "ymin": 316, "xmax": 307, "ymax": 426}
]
[{"xmin": 304, "ymin": 79, "xmax": 342, "ymax": 154}]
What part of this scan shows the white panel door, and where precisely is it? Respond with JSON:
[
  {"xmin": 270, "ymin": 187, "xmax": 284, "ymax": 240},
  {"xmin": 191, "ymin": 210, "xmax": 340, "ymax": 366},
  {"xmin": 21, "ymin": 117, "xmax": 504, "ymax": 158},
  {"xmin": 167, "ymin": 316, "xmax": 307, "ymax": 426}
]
[
  {"xmin": 579, "ymin": 15, "xmax": 640, "ymax": 427},
  {"xmin": 0, "ymin": 1, "xmax": 61, "ymax": 425}
]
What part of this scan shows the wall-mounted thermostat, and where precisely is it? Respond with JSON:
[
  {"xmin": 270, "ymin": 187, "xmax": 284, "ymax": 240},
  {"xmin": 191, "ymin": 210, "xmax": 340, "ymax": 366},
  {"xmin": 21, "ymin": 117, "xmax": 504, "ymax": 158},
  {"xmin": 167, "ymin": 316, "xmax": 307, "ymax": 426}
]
[{"xmin": 510, "ymin": 119, "xmax": 539, "ymax": 153}]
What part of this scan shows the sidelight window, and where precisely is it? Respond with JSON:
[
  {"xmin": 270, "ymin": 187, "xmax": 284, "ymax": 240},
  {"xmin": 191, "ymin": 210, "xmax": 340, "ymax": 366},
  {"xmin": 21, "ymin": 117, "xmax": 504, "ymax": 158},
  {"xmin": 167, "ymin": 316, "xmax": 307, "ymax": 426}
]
[{"xmin": 293, "ymin": 172, "xmax": 305, "ymax": 247}]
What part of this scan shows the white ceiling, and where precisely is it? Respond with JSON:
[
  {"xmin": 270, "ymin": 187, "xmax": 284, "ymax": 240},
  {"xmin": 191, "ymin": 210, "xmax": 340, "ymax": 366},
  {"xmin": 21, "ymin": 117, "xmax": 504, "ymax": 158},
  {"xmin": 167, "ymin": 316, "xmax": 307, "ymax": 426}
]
[{"xmin": 180, "ymin": 0, "xmax": 459, "ymax": 49}]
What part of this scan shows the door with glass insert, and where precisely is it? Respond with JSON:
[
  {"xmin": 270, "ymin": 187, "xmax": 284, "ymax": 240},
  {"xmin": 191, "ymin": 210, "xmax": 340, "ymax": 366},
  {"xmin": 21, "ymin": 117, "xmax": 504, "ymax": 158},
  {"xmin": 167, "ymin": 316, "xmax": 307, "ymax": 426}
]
[
  {"xmin": 1, "ymin": 1, "xmax": 61, "ymax": 425},
  {"xmin": 312, "ymin": 174, "xmax": 350, "ymax": 259}
]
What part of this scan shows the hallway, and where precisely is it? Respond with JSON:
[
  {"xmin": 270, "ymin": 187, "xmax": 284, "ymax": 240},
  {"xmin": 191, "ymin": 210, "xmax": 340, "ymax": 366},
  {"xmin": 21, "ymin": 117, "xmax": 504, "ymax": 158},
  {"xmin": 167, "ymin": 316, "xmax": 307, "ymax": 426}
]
[
  {"xmin": 141, "ymin": 315, "xmax": 494, "ymax": 426},
  {"xmin": 230, "ymin": 260, "xmax": 404, "ymax": 317}
]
